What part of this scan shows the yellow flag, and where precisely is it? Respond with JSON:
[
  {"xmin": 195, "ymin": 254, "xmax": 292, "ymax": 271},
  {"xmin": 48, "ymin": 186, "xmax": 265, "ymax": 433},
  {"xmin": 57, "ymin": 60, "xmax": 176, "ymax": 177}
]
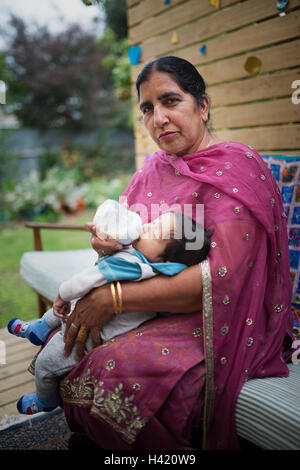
[
  {"xmin": 209, "ymin": 0, "xmax": 220, "ymax": 9},
  {"xmin": 244, "ymin": 56, "xmax": 262, "ymax": 75},
  {"xmin": 171, "ymin": 32, "xmax": 179, "ymax": 44}
]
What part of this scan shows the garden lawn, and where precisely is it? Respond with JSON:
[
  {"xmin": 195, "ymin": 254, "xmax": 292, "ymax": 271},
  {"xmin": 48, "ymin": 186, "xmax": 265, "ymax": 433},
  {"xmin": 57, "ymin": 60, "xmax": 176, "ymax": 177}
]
[{"xmin": 0, "ymin": 211, "xmax": 93, "ymax": 328}]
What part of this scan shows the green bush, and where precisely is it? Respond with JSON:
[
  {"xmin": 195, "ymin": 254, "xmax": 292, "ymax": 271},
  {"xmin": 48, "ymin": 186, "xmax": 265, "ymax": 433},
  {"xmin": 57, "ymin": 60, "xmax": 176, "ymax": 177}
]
[
  {"xmin": 84, "ymin": 174, "xmax": 132, "ymax": 209},
  {"xmin": 2, "ymin": 167, "xmax": 88, "ymax": 221},
  {"xmin": 2, "ymin": 166, "xmax": 132, "ymax": 222}
]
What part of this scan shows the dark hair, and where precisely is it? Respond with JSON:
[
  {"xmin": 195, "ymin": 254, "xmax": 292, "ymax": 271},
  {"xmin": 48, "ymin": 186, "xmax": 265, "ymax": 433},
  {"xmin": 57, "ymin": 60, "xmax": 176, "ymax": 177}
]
[
  {"xmin": 161, "ymin": 212, "xmax": 211, "ymax": 266},
  {"xmin": 136, "ymin": 56, "xmax": 208, "ymax": 113}
]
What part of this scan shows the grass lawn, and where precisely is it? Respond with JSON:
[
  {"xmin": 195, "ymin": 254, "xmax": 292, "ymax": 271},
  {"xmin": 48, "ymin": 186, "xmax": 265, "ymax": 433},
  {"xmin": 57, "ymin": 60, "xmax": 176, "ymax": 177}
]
[{"xmin": 0, "ymin": 210, "xmax": 94, "ymax": 328}]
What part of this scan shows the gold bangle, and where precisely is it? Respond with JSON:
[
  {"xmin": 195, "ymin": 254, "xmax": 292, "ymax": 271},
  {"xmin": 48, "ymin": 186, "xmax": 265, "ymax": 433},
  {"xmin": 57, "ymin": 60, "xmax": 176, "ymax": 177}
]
[
  {"xmin": 116, "ymin": 281, "xmax": 122, "ymax": 313},
  {"xmin": 110, "ymin": 283, "xmax": 119, "ymax": 314}
]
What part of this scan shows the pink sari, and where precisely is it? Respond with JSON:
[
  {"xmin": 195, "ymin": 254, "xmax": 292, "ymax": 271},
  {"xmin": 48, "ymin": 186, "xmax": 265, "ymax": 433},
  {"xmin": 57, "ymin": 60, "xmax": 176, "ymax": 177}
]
[{"xmin": 60, "ymin": 141, "xmax": 293, "ymax": 449}]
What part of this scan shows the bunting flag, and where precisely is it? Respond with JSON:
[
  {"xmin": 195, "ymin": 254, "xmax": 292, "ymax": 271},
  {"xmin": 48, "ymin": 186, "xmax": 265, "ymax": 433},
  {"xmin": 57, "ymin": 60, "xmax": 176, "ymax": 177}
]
[
  {"xmin": 244, "ymin": 56, "xmax": 262, "ymax": 75},
  {"xmin": 209, "ymin": 0, "xmax": 220, "ymax": 9},
  {"xmin": 171, "ymin": 31, "xmax": 179, "ymax": 44},
  {"xmin": 276, "ymin": 0, "xmax": 289, "ymax": 11},
  {"xmin": 128, "ymin": 46, "xmax": 142, "ymax": 66}
]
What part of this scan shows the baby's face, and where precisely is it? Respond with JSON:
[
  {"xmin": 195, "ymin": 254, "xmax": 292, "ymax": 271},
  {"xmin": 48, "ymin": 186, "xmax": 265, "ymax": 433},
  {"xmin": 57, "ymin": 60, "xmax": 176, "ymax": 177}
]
[{"xmin": 132, "ymin": 212, "xmax": 175, "ymax": 262}]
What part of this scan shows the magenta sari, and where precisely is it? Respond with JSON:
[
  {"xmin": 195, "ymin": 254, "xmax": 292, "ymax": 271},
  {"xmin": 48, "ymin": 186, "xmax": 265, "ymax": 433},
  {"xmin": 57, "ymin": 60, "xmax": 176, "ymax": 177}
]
[{"xmin": 60, "ymin": 141, "xmax": 293, "ymax": 449}]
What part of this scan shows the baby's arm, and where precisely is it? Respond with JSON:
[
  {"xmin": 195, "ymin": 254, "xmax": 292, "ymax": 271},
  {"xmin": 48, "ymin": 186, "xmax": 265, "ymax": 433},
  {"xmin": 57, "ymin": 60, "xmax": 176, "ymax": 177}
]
[{"xmin": 59, "ymin": 265, "xmax": 107, "ymax": 303}]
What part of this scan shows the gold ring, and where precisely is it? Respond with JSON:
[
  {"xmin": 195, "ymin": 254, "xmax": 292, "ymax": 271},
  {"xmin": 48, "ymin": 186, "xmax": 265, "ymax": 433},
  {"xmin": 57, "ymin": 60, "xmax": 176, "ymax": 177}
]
[
  {"xmin": 101, "ymin": 250, "xmax": 107, "ymax": 256},
  {"xmin": 71, "ymin": 323, "xmax": 79, "ymax": 330},
  {"xmin": 77, "ymin": 326, "xmax": 88, "ymax": 342}
]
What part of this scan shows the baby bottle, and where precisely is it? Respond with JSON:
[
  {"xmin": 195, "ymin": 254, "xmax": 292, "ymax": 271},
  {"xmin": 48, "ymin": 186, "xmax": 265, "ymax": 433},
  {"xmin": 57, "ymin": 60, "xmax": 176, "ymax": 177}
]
[{"xmin": 93, "ymin": 199, "xmax": 142, "ymax": 245}]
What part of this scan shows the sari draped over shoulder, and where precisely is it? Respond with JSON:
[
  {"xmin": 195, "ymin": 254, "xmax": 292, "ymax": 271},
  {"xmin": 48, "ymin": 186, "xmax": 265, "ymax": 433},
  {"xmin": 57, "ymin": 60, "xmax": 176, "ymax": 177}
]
[{"xmin": 60, "ymin": 142, "xmax": 293, "ymax": 450}]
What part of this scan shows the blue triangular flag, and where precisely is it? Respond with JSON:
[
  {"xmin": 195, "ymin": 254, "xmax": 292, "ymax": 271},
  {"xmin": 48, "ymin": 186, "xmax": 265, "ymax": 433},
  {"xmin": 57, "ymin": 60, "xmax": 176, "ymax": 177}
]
[
  {"xmin": 128, "ymin": 46, "xmax": 142, "ymax": 66},
  {"xmin": 200, "ymin": 45, "xmax": 207, "ymax": 55}
]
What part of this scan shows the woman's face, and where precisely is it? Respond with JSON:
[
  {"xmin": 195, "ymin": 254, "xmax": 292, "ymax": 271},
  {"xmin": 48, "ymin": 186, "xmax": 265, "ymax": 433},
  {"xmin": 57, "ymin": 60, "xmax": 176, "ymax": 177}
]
[{"xmin": 139, "ymin": 71, "xmax": 210, "ymax": 156}]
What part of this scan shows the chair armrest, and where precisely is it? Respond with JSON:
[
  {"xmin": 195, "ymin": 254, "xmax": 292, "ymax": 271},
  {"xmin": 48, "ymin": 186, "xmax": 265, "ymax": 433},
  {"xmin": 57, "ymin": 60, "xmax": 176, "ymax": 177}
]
[{"xmin": 25, "ymin": 222, "xmax": 87, "ymax": 251}]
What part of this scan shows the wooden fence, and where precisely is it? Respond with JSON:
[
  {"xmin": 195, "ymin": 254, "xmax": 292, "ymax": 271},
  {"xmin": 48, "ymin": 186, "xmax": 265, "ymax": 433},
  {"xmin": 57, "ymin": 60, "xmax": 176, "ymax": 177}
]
[{"xmin": 126, "ymin": 0, "xmax": 300, "ymax": 168}]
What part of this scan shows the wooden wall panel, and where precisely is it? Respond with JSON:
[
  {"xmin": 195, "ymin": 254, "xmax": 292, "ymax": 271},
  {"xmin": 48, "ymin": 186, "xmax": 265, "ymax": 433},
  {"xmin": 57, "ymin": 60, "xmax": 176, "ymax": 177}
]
[
  {"xmin": 212, "ymin": 97, "xmax": 299, "ymax": 129},
  {"xmin": 126, "ymin": 0, "xmax": 300, "ymax": 165},
  {"xmin": 128, "ymin": 0, "xmax": 185, "ymax": 27},
  {"xmin": 177, "ymin": 10, "xmax": 300, "ymax": 76},
  {"xmin": 130, "ymin": 12, "xmax": 300, "ymax": 84},
  {"xmin": 198, "ymin": 39, "xmax": 300, "ymax": 85},
  {"xmin": 135, "ymin": 0, "xmax": 299, "ymax": 63},
  {"xmin": 215, "ymin": 125, "xmax": 300, "ymax": 150},
  {"xmin": 129, "ymin": 0, "xmax": 238, "ymax": 45},
  {"xmin": 127, "ymin": 0, "xmax": 140, "ymax": 8},
  {"xmin": 208, "ymin": 69, "xmax": 300, "ymax": 107}
]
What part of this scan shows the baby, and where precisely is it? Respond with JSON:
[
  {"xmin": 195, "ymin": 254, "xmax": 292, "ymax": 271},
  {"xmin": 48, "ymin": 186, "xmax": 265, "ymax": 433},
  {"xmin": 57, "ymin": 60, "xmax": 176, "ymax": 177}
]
[{"xmin": 8, "ymin": 202, "xmax": 211, "ymax": 415}]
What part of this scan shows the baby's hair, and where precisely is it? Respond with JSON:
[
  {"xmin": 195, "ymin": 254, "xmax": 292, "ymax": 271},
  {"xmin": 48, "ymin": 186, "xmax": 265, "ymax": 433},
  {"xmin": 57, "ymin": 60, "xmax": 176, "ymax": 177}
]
[{"xmin": 161, "ymin": 212, "xmax": 211, "ymax": 266}]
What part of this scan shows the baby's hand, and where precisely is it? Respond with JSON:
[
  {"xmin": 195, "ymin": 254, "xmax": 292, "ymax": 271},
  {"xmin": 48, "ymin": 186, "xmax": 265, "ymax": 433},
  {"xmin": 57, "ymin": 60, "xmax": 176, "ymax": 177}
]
[
  {"xmin": 84, "ymin": 222, "xmax": 122, "ymax": 255},
  {"xmin": 84, "ymin": 223, "xmax": 112, "ymax": 241},
  {"xmin": 53, "ymin": 293, "xmax": 71, "ymax": 319}
]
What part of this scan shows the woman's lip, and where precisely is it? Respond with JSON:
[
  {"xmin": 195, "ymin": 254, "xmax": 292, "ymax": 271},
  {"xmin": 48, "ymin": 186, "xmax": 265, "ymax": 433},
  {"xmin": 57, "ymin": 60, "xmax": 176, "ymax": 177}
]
[{"xmin": 159, "ymin": 131, "xmax": 177, "ymax": 140}]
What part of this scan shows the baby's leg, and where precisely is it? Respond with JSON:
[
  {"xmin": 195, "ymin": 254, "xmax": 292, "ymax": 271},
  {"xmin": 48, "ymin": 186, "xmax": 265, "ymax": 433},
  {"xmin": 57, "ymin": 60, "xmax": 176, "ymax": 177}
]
[
  {"xmin": 17, "ymin": 329, "xmax": 78, "ymax": 414},
  {"xmin": 7, "ymin": 308, "xmax": 60, "ymax": 346}
]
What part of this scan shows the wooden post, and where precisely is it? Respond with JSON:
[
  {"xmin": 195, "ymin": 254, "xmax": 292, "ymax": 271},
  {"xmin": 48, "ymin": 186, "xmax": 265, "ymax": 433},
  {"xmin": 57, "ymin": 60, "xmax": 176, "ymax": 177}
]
[
  {"xmin": 33, "ymin": 227, "xmax": 42, "ymax": 251},
  {"xmin": 37, "ymin": 294, "xmax": 47, "ymax": 318}
]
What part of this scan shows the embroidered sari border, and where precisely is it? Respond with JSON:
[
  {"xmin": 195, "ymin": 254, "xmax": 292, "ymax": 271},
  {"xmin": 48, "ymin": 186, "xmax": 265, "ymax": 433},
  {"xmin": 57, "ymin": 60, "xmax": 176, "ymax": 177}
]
[
  {"xmin": 90, "ymin": 406, "xmax": 149, "ymax": 444},
  {"xmin": 200, "ymin": 259, "xmax": 214, "ymax": 450},
  {"xmin": 60, "ymin": 374, "xmax": 148, "ymax": 444}
]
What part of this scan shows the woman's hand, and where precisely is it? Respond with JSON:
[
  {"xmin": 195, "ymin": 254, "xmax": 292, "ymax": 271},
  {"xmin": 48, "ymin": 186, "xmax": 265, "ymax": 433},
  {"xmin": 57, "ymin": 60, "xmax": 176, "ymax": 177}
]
[
  {"xmin": 85, "ymin": 223, "xmax": 122, "ymax": 256},
  {"xmin": 63, "ymin": 284, "xmax": 114, "ymax": 361}
]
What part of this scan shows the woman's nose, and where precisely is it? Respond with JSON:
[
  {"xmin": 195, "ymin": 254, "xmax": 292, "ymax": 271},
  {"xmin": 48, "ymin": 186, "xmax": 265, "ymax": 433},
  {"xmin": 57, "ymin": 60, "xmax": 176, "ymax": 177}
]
[{"xmin": 153, "ymin": 106, "xmax": 169, "ymax": 128}]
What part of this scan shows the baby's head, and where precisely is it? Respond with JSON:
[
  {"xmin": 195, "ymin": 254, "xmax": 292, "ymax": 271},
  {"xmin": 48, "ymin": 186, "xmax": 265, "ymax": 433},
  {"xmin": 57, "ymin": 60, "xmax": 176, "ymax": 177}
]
[{"xmin": 132, "ymin": 212, "xmax": 211, "ymax": 265}]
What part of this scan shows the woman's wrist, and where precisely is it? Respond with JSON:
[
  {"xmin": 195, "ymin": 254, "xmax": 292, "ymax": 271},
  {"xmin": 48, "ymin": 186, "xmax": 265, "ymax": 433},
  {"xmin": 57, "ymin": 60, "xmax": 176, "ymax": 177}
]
[{"xmin": 88, "ymin": 283, "xmax": 116, "ymax": 318}]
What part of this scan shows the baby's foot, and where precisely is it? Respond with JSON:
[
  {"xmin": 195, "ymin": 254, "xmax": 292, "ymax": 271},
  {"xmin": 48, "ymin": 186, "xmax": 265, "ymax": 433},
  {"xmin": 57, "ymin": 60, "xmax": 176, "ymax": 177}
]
[
  {"xmin": 7, "ymin": 318, "xmax": 52, "ymax": 346},
  {"xmin": 17, "ymin": 393, "xmax": 58, "ymax": 415}
]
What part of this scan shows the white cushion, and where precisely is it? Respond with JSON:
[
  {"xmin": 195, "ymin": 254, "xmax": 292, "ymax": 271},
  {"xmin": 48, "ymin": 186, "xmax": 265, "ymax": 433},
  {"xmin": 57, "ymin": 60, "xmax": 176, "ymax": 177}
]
[
  {"xmin": 20, "ymin": 249, "xmax": 98, "ymax": 302},
  {"xmin": 236, "ymin": 364, "xmax": 300, "ymax": 450}
]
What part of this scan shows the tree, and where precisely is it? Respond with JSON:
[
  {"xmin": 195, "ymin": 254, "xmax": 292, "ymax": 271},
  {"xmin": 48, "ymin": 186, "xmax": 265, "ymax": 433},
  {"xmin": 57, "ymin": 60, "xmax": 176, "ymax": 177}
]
[
  {"xmin": 99, "ymin": 0, "xmax": 128, "ymax": 40},
  {"xmin": 82, "ymin": 0, "xmax": 128, "ymax": 39},
  {"xmin": 82, "ymin": 0, "xmax": 131, "ymax": 101},
  {"xmin": 1, "ymin": 15, "xmax": 110, "ymax": 129}
]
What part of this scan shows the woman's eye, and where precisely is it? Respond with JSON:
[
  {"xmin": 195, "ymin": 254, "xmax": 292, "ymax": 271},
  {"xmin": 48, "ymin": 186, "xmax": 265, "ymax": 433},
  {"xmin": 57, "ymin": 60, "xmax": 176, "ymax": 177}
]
[
  {"xmin": 165, "ymin": 98, "xmax": 178, "ymax": 105},
  {"xmin": 142, "ymin": 106, "xmax": 152, "ymax": 114}
]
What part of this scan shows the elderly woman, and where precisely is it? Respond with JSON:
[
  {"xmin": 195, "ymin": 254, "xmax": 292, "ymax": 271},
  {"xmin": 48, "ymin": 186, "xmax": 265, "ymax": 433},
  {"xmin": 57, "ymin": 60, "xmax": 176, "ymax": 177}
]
[{"xmin": 59, "ymin": 56, "xmax": 293, "ymax": 450}]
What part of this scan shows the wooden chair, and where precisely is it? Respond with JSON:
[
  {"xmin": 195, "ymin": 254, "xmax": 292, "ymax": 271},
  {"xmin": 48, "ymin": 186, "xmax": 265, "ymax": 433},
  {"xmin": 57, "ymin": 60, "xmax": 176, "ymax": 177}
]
[{"xmin": 20, "ymin": 222, "xmax": 96, "ymax": 317}]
